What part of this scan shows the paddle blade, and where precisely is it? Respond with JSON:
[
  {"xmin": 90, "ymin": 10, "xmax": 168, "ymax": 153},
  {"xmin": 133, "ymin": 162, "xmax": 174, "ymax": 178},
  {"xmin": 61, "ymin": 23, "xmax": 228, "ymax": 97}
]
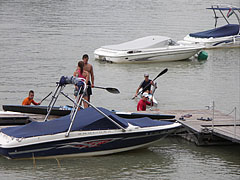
[
  {"xmin": 154, "ymin": 68, "xmax": 168, "ymax": 80},
  {"xmin": 106, "ymin": 88, "xmax": 120, "ymax": 94}
]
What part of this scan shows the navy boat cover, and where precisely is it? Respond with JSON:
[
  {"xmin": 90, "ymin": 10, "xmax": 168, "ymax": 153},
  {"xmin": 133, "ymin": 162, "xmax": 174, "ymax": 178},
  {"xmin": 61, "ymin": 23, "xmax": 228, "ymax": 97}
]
[
  {"xmin": 189, "ymin": 24, "xmax": 239, "ymax": 38},
  {"xmin": 1, "ymin": 107, "xmax": 173, "ymax": 138}
]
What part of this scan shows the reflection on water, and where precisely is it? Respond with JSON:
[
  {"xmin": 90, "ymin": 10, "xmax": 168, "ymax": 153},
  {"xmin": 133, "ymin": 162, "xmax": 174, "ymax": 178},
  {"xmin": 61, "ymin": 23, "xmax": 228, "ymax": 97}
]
[{"xmin": 0, "ymin": 138, "xmax": 239, "ymax": 180}]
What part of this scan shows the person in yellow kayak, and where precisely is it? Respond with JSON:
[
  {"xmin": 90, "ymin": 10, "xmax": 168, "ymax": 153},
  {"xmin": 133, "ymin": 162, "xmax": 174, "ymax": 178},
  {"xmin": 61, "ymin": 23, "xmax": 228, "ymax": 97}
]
[{"xmin": 22, "ymin": 90, "xmax": 41, "ymax": 105}]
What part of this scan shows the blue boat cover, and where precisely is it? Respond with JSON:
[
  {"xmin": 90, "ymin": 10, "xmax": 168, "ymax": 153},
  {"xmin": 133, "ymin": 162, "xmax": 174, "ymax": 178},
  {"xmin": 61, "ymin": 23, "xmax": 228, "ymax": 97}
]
[
  {"xmin": 1, "ymin": 107, "xmax": 173, "ymax": 138},
  {"xmin": 189, "ymin": 24, "xmax": 240, "ymax": 38}
]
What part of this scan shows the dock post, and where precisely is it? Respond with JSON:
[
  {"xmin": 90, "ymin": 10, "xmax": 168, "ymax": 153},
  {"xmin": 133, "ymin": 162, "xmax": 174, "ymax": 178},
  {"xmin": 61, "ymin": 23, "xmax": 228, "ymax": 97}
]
[
  {"xmin": 234, "ymin": 107, "xmax": 236, "ymax": 138},
  {"xmin": 212, "ymin": 101, "xmax": 215, "ymax": 130}
]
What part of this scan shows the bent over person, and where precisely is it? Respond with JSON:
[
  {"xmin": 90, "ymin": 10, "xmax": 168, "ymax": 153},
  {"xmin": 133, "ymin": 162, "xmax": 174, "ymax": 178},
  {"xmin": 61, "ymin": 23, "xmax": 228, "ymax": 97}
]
[
  {"xmin": 22, "ymin": 90, "xmax": 41, "ymax": 105},
  {"xmin": 137, "ymin": 92, "xmax": 152, "ymax": 111},
  {"xmin": 74, "ymin": 61, "xmax": 89, "ymax": 109}
]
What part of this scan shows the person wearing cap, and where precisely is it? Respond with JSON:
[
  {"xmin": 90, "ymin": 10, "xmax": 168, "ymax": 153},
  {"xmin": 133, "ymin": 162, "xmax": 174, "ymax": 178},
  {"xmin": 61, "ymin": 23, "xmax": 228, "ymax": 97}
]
[
  {"xmin": 135, "ymin": 73, "xmax": 155, "ymax": 97},
  {"xmin": 137, "ymin": 92, "xmax": 153, "ymax": 111}
]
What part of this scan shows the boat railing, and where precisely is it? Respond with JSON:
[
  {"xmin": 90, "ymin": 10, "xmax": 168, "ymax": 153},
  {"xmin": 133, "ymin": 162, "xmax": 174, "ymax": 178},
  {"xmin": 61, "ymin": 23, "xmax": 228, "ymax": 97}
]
[
  {"xmin": 43, "ymin": 76, "xmax": 126, "ymax": 137},
  {"xmin": 44, "ymin": 76, "xmax": 86, "ymax": 122},
  {"xmin": 66, "ymin": 77, "xmax": 87, "ymax": 137},
  {"xmin": 207, "ymin": 4, "xmax": 240, "ymax": 34},
  {"xmin": 44, "ymin": 84, "xmax": 65, "ymax": 122}
]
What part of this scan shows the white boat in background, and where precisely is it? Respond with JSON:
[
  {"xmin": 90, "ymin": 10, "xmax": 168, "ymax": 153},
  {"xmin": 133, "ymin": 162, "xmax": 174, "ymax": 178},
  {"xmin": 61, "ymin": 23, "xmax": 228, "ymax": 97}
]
[
  {"xmin": 181, "ymin": 5, "xmax": 240, "ymax": 49},
  {"xmin": 94, "ymin": 36, "xmax": 204, "ymax": 63}
]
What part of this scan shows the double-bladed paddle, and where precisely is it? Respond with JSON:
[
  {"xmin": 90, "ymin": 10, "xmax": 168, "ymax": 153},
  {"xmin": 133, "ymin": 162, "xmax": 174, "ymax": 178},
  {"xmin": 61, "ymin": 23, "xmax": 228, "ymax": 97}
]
[
  {"xmin": 40, "ymin": 92, "xmax": 52, "ymax": 104},
  {"xmin": 94, "ymin": 86, "xmax": 120, "ymax": 94},
  {"xmin": 132, "ymin": 68, "xmax": 168, "ymax": 99}
]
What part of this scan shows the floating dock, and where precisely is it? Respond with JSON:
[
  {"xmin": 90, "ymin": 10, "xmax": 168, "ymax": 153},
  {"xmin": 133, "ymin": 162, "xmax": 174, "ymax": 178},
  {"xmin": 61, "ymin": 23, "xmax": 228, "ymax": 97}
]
[
  {"xmin": 0, "ymin": 111, "xmax": 59, "ymax": 129},
  {"xmin": 159, "ymin": 109, "xmax": 240, "ymax": 145},
  {"xmin": 0, "ymin": 111, "xmax": 31, "ymax": 125}
]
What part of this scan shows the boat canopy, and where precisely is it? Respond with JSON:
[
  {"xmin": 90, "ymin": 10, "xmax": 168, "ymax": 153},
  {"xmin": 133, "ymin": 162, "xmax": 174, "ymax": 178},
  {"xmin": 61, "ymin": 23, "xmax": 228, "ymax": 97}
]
[
  {"xmin": 1, "ymin": 107, "xmax": 172, "ymax": 138},
  {"xmin": 189, "ymin": 24, "xmax": 240, "ymax": 38},
  {"xmin": 102, "ymin": 36, "xmax": 172, "ymax": 51}
]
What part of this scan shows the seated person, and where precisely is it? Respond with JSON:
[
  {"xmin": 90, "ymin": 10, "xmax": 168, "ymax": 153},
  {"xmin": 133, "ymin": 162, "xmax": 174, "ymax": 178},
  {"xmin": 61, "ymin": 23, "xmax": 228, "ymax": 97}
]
[
  {"xmin": 22, "ymin": 90, "xmax": 41, "ymax": 105},
  {"xmin": 135, "ymin": 73, "xmax": 155, "ymax": 97}
]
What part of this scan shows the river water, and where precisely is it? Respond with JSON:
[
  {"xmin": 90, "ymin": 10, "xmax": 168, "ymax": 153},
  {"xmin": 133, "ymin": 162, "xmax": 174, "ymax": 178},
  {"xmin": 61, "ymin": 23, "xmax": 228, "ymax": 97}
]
[{"xmin": 0, "ymin": 0, "xmax": 240, "ymax": 179}]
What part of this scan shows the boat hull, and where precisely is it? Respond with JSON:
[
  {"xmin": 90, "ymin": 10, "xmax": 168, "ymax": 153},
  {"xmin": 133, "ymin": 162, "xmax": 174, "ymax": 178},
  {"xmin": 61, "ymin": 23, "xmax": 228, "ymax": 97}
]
[
  {"xmin": 0, "ymin": 124, "xmax": 179, "ymax": 159},
  {"xmin": 2, "ymin": 105, "xmax": 71, "ymax": 116},
  {"xmin": 94, "ymin": 48, "xmax": 202, "ymax": 63},
  {"xmin": 183, "ymin": 35, "xmax": 240, "ymax": 49},
  {"xmin": 2, "ymin": 105, "xmax": 175, "ymax": 120}
]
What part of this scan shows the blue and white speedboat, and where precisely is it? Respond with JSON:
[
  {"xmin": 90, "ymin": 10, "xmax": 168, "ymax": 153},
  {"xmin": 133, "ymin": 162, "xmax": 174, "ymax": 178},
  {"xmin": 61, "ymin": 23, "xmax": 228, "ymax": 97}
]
[
  {"xmin": 181, "ymin": 5, "xmax": 240, "ymax": 49},
  {"xmin": 0, "ymin": 76, "xmax": 180, "ymax": 159}
]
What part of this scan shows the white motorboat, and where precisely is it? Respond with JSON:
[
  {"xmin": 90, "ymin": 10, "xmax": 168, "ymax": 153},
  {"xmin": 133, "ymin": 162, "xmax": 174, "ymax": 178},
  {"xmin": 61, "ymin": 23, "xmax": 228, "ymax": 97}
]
[
  {"xmin": 181, "ymin": 5, "xmax": 240, "ymax": 49},
  {"xmin": 94, "ymin": 36, "xmax": 204, "ymax": 63}
]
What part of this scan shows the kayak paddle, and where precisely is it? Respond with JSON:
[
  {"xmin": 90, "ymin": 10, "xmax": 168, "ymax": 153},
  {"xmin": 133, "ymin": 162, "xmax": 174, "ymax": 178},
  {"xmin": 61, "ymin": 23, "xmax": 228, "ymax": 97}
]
[
  {"xmin": 94, "ymin": 86, "xmax": 120, "ymax": 94},
  {"xmin": 132, "ymin": 68, "xmax": 168, "ymax": 99},
  {"xmin": 40, "ymin": 92, "xmax": 52, "ymax": 104}
]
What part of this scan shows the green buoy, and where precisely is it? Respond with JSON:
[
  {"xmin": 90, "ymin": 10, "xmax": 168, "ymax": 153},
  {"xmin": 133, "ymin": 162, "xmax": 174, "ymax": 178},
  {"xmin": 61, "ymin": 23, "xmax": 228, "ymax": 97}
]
[{"xmin": 198, "ymin": 51, "xmax": 208, "ymax": 60}]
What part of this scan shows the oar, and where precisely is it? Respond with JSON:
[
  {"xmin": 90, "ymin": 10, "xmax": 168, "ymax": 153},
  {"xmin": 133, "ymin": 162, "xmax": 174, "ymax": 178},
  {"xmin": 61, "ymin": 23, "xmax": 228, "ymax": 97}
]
[
  {"xmin": 40, "ymin": 92, "xmax": 52, "ymax": 104},
  {"xmin": 132, "ymin": 68, "xmax": 168, "ymax": 99},
  {"xmin": 94, "ymin": 86, "xmax": 120, "ymax": 94}
]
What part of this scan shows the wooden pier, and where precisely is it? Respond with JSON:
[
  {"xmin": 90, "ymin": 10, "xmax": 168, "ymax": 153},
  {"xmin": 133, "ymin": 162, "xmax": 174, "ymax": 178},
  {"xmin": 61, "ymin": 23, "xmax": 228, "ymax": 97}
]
[{"xmin": 158, "ymin": 109, "xmax": 240, "ymax": 145}]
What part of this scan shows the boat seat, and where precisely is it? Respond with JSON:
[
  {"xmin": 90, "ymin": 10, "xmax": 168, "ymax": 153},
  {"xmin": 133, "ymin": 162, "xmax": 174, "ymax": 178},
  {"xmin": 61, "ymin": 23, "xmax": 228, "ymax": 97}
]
[{"xmin": 189, "ymin": 24, "xmax": 240, "ymax": 38}]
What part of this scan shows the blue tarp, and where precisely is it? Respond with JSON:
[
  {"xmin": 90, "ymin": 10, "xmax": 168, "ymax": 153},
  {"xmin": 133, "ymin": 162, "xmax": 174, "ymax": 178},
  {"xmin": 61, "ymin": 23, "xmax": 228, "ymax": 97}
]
[
  {"xmin": 189, "ymin": 24, "xmax": 239, "ymax": 38},
  {"xmin": 1, "ymin": 107, "xmax": 173, "ymax": 138}
]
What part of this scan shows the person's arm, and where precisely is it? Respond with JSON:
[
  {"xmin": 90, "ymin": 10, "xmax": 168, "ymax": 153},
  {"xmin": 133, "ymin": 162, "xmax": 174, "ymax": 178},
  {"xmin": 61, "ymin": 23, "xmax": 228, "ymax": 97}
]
[
  {"xmin": 73, "ymin": 71, "xmax": 77, "ymax": 76},
  {"xmin": 149, "ymin": 80, "xmax": 155, "ymax": 88},
  {"xmin": 135, "ymin": 81, "xmax": 143, "ymax": 96},
  {"xmin": 32, "ymin": 99, "xmax": 40, "ymax": 105},
  {"xmin": 135, "ymin": 87, "xmax": 141, "ymax": 97},
  {"xmin": 146, "ymin": 97, "xmax": 153, "ymax": 106},
  {"xmin": 146, "ymin": 101, "xmax": 151, "ymax": 106},
  {"xmin": 90, "ymin": 65, "xmax": 94, "ymax": 87}
]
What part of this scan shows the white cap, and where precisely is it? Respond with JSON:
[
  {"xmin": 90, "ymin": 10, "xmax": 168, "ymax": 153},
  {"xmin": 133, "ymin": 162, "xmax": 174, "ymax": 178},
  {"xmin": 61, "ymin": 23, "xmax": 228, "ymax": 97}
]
[
  {"xmin": 144, "ymin": 73, "xmax": 149, "ymax": 77},
  {"xmin": 142, "ymin": 92, "xmax": 148, "ymax": 97}
]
